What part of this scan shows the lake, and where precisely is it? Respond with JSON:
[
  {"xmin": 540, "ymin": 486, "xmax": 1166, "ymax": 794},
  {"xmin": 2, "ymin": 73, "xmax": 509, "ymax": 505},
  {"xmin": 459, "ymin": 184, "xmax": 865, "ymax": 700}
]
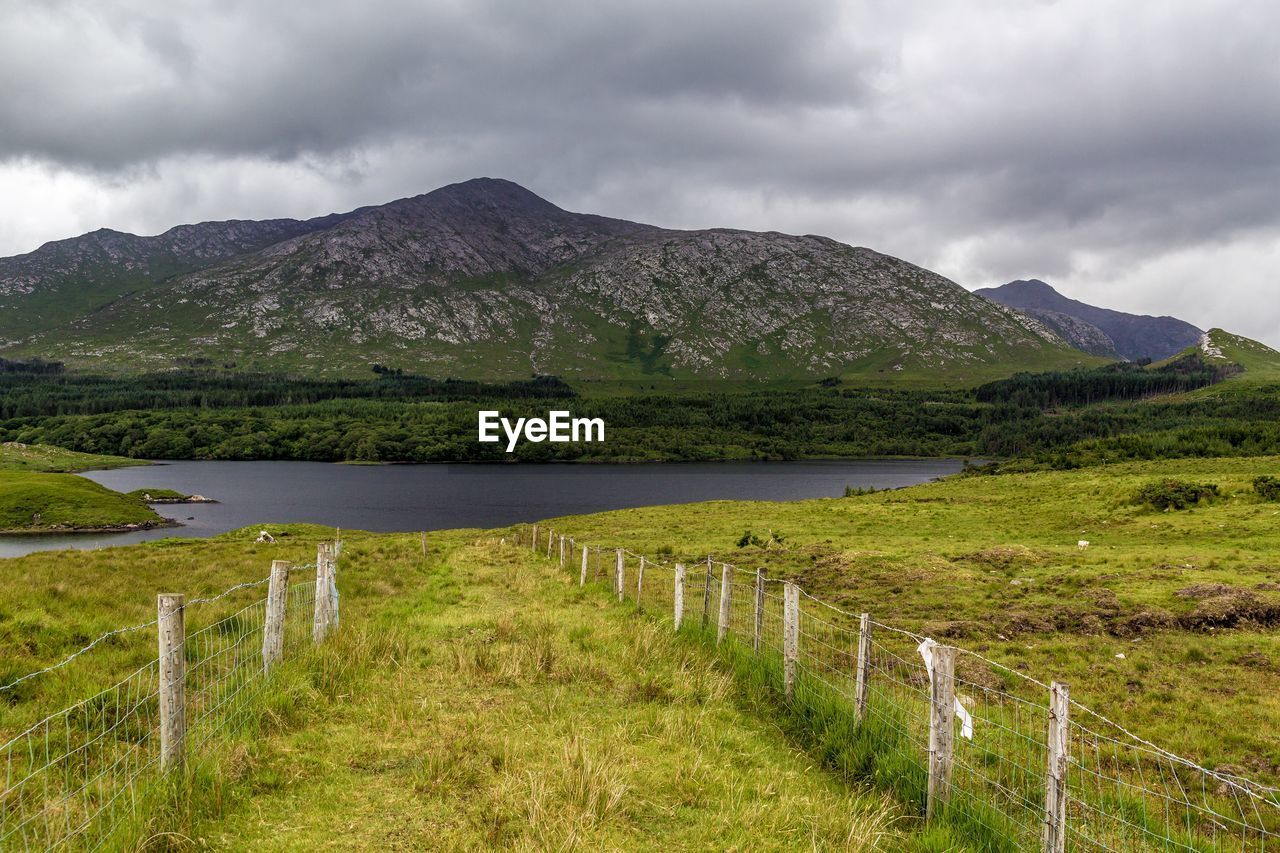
[{"xmin": 0, "ymin": 459, "xmax": 970, "ymax": 558}]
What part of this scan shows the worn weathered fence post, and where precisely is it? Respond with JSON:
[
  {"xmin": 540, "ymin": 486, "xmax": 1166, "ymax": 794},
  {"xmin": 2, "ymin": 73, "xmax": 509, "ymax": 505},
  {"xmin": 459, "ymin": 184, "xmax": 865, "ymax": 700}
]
[
  {"xmin": 927, "ymin": 643, "xmax": 958, "ymax": 821},
  {"xmin": 580, "ymin": 545, "xmax": 589, "ymax": 586},
  {"xmin": 674, "ymin": 563, "xmax": 686, "ymax": 629},
  {"xmin": 717, "ymin": 564, "xmax": 733, "ymax": 644},
  {"xmin": 753, "ymin": 567, "xmax": 765, "ymax": 654},
  {"xmin": 531, "ymin": 525, "xmax": 538, "ymax": 552},
  {"xmin": 157, "ymin": 593, "xmax": 186, "ymax": 772},
  {"xmin": 615, "ymin": 549, "xmax": 625, "ymax": 602},
  {"xmin": 1042, "ymin": 681, "xmax": 1070, "ymax": 853},
  {"xmin": 636, "ymin": 556, "xmax": 645, "ymax": 610},
  {"xmin": 330, "ymin": 546, "xmax": 340, "ymax": 630},
  {"xmin": 559, "ymin": 535, "xmax": 566, "ymax": 568},
  {"xmin": 855, "ymin": 612, "xmax": 871, "ymax": 722},
  {"xmin": 783, "ymin": 582, "xmax": 799, "ymax": 696},
  {"xmin": 701, "ymin": 556, "xmax": 713, "ymax": 631},
  {"xmin": 262, "ymin": 560, "xmax": 290, "ymax": 674},
  {"xmin": 547, "ymin": 529, "xmax": 554, "ymax": 559},
  {"xmin": 313, "ymin": 543, "xmax": 335, "ymax": 644}
]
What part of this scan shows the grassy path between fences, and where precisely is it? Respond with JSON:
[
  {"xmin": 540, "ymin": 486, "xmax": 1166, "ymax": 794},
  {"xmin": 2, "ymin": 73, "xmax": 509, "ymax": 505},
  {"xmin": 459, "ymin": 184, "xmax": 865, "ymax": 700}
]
[{"xmin": 178, "ymin": 531, "xmax": 927, "ymax": 851}]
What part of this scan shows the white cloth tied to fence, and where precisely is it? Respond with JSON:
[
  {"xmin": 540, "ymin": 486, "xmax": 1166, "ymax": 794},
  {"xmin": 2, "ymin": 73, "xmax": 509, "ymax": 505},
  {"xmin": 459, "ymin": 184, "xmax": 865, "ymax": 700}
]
[{"xmin": 917, "ymin": 638, "xmax": 974, "ymax": 740}]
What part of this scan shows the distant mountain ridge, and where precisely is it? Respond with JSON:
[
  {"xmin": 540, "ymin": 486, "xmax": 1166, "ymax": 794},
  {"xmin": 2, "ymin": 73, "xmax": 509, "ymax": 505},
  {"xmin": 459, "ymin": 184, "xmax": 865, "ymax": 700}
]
[
  {"xmin": 975, "ymin": 279, "xmax": 1203, "ymax": 362},
  {"xmin": 0, "ymin": 179, "xmax": 1100, "ymax": 380}
]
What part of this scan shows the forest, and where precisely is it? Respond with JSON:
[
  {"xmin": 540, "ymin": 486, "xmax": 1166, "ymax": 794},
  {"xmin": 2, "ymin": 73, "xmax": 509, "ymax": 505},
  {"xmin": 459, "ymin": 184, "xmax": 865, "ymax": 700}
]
[
  {"xmin": 973, "ymin": 355, "xmax": 1235, "ymax": 407},
  {"xmin": 0, "ymin": 362, "xmax": 1278, "ymax": 466},
  {"xmin": 0, "ymin": 370, "xmax": 572, "ymax": 418}
]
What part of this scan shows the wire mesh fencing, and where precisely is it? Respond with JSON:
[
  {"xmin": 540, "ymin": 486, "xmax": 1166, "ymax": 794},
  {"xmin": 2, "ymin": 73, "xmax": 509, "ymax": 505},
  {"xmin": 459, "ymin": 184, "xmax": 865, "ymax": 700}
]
[
  {"xmin": 0, "ymin": 547, "xmax": 338, "ymax": 852},
  {"xmin": 520, "ymin": 524, "xmax": 1280, "ymax": 852}
]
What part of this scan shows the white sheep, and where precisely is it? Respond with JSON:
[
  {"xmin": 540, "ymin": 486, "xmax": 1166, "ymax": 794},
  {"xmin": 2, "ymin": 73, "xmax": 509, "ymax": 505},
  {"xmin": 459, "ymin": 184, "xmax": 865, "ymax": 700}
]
[{"xmin": 1077, "ymin": 540, "xmax": 1090, "ymax": 550}]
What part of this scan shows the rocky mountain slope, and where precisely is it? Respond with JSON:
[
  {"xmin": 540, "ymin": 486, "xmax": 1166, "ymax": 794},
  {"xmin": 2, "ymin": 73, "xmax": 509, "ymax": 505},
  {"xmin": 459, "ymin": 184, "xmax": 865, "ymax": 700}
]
[
  {"xmin": 0, "ymin": 179, "xmax": 1098, "ymax": 380},
  {"xmin": 975, "ymin": 279, "xmax": 1202, "ymax": 362}
]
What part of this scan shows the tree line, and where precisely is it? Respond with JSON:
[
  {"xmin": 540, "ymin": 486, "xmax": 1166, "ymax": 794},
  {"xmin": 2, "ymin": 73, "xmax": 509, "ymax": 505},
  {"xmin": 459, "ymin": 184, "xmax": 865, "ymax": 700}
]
[
  {"xmin": 1, "ymin": 364, "xmax": 1276, "ymax": 466},
  {"xmin": 0, "ymin": 369, "xmax": 573, "ymax": 418}
]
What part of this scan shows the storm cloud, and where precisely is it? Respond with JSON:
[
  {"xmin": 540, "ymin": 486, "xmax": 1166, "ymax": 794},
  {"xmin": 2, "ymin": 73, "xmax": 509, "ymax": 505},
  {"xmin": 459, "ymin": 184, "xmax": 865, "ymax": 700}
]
[{"xmin": 2, "ymin": 0, "xmax": 1278, "ymax": 344}]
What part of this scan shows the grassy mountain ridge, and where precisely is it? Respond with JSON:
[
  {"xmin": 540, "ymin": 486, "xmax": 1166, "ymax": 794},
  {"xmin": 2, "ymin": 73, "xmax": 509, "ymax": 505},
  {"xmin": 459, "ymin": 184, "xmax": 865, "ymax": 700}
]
[
  {"xmin": 1159, "ymin": 328, "xmax": 1280, "ymax": 393},
  {"xmin": 0, "ymin": 179, "xmax": 1099, "ymax": 380}
]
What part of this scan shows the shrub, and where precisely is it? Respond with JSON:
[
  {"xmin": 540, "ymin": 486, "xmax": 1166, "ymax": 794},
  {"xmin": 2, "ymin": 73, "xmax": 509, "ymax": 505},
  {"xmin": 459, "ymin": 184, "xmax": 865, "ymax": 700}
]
[
  {"xmin": 844, "ymin": 485, "xmax": 878, "ymax": 497},
  {"xmin": 1253, "ymin": 475, "xmax": 1280, "ymax": 501},
  {"xmin": 735, "ymin": 529, "xmax": 786, "ymax": 549},
  {"xmin": 1133, "ymin": 479, "xmax": 1220, "ymax": 510}
]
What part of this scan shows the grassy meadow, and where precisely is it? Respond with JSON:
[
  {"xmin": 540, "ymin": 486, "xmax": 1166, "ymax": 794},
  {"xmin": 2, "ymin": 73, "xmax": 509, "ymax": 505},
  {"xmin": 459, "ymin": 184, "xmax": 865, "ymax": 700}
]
[
  {"xmin": 3, "ymin": 454, "xmax": 1280, "ymax": 847},
  {"xmin": 0, "ymin": 443, "xmax": 160, "ymax": 532},
  {"xmin": 541, "ymin": 456, "xmax": 1280, "ymax": 783},
  {"xmin": 1, "ymin": 526, "xmax": 930, "ymax": 850}
]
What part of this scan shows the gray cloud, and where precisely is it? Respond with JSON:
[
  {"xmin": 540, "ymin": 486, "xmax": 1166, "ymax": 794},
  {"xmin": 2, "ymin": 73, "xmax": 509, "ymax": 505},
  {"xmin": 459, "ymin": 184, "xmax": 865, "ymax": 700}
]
[{"xmin": 1, "ymin": 0, "xmax": 1278, "ymax": 344}]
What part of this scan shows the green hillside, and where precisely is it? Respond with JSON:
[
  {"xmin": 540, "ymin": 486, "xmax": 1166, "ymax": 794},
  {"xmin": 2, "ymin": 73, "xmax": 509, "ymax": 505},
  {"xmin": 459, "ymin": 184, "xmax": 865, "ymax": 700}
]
[
  {"xmin": 0, "ymin": 470, "xmax": 163, "ymax": 532},
  {"xmin": 1191, "ymin": 328, "xmax": 1280, "ymax": 376},
  {"xmin": 0, "ymin": 441, "xmax": 147, "ymax": 473}
]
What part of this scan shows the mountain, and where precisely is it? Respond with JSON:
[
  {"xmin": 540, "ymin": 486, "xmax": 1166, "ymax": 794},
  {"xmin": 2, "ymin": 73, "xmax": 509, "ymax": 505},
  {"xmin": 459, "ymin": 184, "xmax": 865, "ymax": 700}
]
[
  {"xmin": 0, "ymin": 179, "xmax": 1100, "ymax": 380},
  {"xmin": 974, "ymin": 279, "xmax": 1202, "ymax": 362}
]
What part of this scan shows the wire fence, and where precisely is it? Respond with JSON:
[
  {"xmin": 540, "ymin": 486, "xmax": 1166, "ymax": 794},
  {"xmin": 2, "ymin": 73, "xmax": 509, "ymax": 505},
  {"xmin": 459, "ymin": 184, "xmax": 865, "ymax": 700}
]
[
  {"xmin": 523, "ymin": 524, "xmax": 1280, "ymax": 852},
  {"xmin": 0, "ymin": 545, "xmax": 340, "ymax": 851}
]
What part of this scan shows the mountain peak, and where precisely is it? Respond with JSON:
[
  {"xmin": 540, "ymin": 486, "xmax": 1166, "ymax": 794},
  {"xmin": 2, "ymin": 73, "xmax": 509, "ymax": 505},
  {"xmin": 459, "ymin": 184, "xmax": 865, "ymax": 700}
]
[
  {"xmin": 427, "ymin": 177, "xmax": 560, "ymax": 211},
  {"xmin": 975, "ymin": 279, "xmax": 1202, "ymax": 362},
  {"xmin": 1000, "ymin": 279, "xmax": 1058, "ymax": 296}
]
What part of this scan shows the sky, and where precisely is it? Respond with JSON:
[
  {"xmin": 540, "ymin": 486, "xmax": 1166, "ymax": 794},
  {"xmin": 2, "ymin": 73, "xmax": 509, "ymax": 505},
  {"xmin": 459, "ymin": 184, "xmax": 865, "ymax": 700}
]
[{"xmin": 1, "ymin": 0, "xmax": 1277, "ymax": 346}]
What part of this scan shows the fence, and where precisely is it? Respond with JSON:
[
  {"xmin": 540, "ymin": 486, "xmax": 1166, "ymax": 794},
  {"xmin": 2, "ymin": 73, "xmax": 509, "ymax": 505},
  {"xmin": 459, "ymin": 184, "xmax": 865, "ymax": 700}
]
[
  {"xmin": 522, "ymin": 523, "xmax": 1280, "ymax": 852},
  {"xmin": 0, "ymin": 542, "xmax": 341, "ymax": 851}
]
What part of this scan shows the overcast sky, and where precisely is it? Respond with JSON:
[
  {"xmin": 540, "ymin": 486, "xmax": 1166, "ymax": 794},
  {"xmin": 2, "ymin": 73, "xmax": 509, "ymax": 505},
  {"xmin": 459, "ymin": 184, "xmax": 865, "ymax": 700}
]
[{"xmin": 2, "ymin": 0, "xmax": 1277, "ymax": 345}]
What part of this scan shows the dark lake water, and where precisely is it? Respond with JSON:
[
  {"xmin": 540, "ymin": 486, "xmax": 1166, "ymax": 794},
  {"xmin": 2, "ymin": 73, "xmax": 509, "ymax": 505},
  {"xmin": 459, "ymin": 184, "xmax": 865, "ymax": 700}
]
[{"xmin": 0, "ymin": 459, "xmax": 969, "ymax": 558}]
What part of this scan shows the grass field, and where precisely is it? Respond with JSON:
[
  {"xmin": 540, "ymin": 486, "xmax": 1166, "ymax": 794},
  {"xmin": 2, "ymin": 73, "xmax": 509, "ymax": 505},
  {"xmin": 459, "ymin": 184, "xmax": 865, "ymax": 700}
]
[
  {"xmin": 2, "ymin": 526, "xmax": 935, "ymax": 850},
  {"xmin": 4, "ymin": 456, "xmax": 1279, "ymax": 847},
  {"xmin": 0, "ymin": 443, "xmax": 161, "ymax": 532},
  {"xmin": 540, "ymin": 456, "xmax": 1280, "ymax": 783}
]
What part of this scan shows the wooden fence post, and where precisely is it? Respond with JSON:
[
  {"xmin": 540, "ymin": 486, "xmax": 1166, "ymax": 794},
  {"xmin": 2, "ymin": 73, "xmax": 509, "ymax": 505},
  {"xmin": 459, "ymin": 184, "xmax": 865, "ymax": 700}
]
[
  {"xmin": 753, "ymin": 567, "xmax": 765, "ymax": 654},
  {"xmin": 927, "ymin": 643, "xmax": 958, "ymax": 821},
  {"xmin": 531, "ymin": 525, "xmax": 538, "ymax": 552},
  {"xmin": 636, "ymin": 556, "xmax": 645, "ymax": 610},
  {"xmin": 717, "ymin": 564, "xmax": 733, "ymax": 643},
  {"xmin": 580, "ymin": 545, "xmax": 589, "ymax": 586},
  {"xmin": 855, "ymin": 612, "xmax": 871, "ymax": 722},
  {"xmin": 674, "ymin": 564, "xmax": 686, "ymax": 629},
  {"xmin": 547, "ymin": 529, "xmax": 554, "ymax": 559},
  {"xmin": 157, "ymin": 593, "xmax": 186, "ymax": 772},
  {"xmin": 701, "ymin": 556, "xmax": 713, "ymax": 631},
  {"xmin": 1042, "ymin": 682, "xmax": 1070, "ymax": 853},
  {"xmin": 559, "ymin": 535, "xmax": 566, "ymax": 567},
  {"xmin": 615, "ymin": 549, "xmax": 625, "ymax": 602},
  {"xmin": 313, "ymin": 543, "xmax": 329, "ymax": 644},
  {"xmin": 783, "ymin": 582, "xmax": 799, "ymax": 696},
  {"xmin": 262, "ymin": 560, "xmax": 290, "ymax": 674}
]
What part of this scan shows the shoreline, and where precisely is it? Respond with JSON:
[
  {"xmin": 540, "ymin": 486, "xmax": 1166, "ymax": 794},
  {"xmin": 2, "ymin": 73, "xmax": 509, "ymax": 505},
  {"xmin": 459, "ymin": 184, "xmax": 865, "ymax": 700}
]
[{"xmin": 0, "ymin": 519, "xmax": 181, "ymax": 536}]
